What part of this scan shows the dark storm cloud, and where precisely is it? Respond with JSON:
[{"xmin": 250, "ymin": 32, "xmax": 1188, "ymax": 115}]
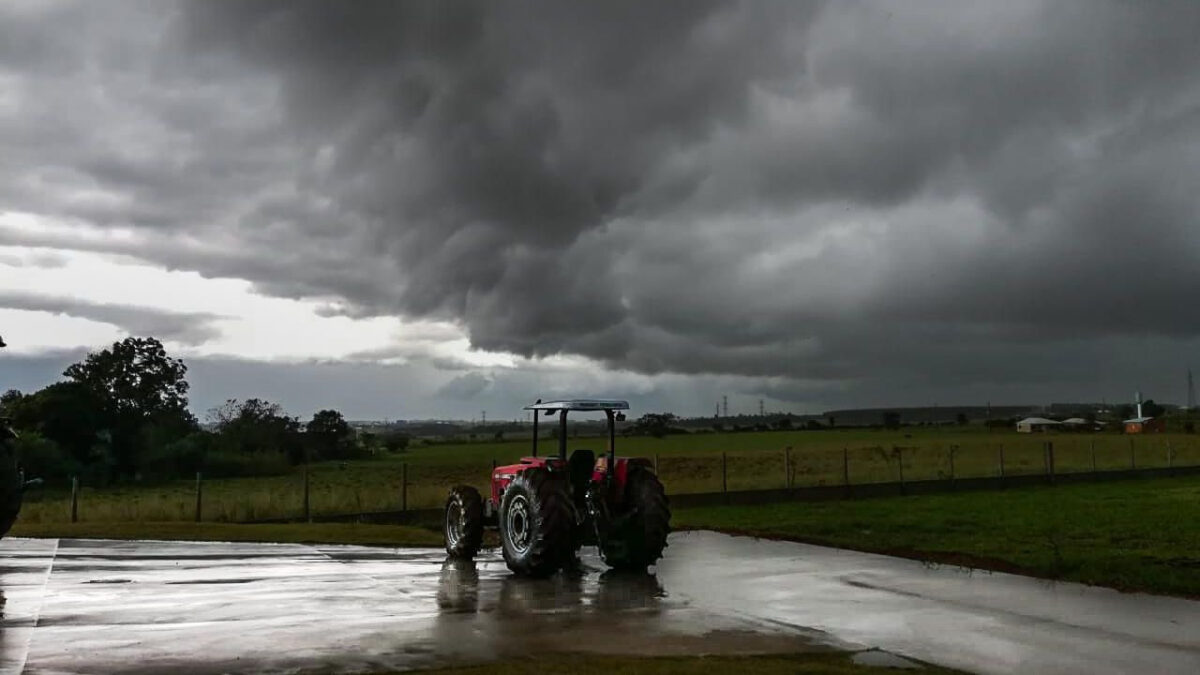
[
  {"xmin": 0, "ymin": 291, "xmax": 224, "ymax": 345},
  {"xmin": 3, "ymin": 0, "xmax": 1200, "ymax": 407}
]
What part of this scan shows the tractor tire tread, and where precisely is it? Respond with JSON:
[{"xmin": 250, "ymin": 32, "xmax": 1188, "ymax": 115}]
[
  {"xmin": 444, "ymin": 484, "xmax": 485, "ymax": 559},
  {"xmin": 500, "ymin": 467, "xmax": 573, "ymax": 577},
  {"xmin": 601, "ymin": 466, "xmax": 671, "ymax": 571}
]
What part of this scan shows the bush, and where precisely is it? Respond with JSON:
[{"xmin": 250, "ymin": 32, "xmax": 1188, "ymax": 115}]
[
  {"xmin": 381, "ymin": 431, "xmax": 411, "ymax": 453},
  {"xmin": 12, "ymin": 432, "xmax": 82, "ymax": 485},
  {"xmin": 140, "ymin": 432, "xmax": 210, "ymax": 481}
]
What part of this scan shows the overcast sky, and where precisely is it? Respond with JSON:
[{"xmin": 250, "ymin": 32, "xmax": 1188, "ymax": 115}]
[{"xmin": 2, "ymin": 0, "xmax": 1199, "ymax": 420}]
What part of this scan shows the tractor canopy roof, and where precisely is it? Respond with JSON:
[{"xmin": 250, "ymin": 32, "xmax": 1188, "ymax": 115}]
[{"xmin": 523, "ymin": 399, "xmax": 629, "ymax": 412}]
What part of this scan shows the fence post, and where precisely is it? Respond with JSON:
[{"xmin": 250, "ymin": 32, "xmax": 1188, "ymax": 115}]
[
  {"xmin": 843, "ymin": 447, "xmax": 850, "ymax": 487},
  {"xmin": 1091, "ymin": 439, "xmax": 1096, "ymax": 473},
  {"xmin": 721, "ymin": 452, "xmax": 727, "ymax": 495},
  {"xmin": 654, "ymin": 453, "xmax": 660, "ymax": 475},
  {"xmin": 1047, "ymin": 441, "xmax": 1055, "ymax": 484},
  {"xmin": 303, "ymin": 465, "xmax": 311, "ymax": 523},
  {"xmin": 998, "ymin": 444, "xmax": 1005, "ymax": 478},
  {"xmin": 1130, "ymin": 438, "xmax": 1136, "ymax": 470},
  {"xmin": 949, "ymin": 445, "xmax": 956, "ymax": 484},
  {"xmin": 784, "ymin": 448, "xmax": 791, "ymax": 489},
  {"xmin": 1167, "ymin": 440, "xmax": 1173, "ymax": 469},
  {"xmin": 402, "ymin": 463, "xmax": 408, "ymax": 512},
  {"xmin": 194, "ymin": 472, "xmax": 202, "ymax": 523},
  {"xmin": 896, "ymin": 446, "xmax": 905, "ymax": 494},
  {"xmin": 70, "ymin": 476, "xmax": 79, "ymax": 523}
]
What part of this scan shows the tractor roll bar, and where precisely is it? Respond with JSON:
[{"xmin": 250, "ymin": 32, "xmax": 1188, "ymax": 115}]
[{"xmin": 523, "ymin": 399, "xmax": 629, "ymax": 461}]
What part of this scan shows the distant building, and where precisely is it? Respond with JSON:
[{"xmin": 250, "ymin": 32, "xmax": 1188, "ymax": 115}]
[
  {"xmin": 1123, "ymin": 394, "xmax": 1164, "ymax": 434},
  {"xmin": 1123, "ymin": 417, "xmax": 1164, "ymax": 434},
  {"xmin": 1016, "ymin": 417, "xmax": 1061, "ymax": 433},
  {"xmin": 1061, "ymin": 417, "xmax": 1101, "ymax": 431}
]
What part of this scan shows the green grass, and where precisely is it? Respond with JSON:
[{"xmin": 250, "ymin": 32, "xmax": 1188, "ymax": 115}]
[
  {"xmin": 17, "ymin": 429, "xmax": 1200, "ymax": 525},
  {"xmin": 411, "ymin": 652, "xmax": 961, "ymax": 674},
  {"xmin": 676, "ymin": 475, "xmax": 1200, "ymax": 597},
  {"xmin": 8, "ymin": 521, "xmax": 443, "ymax": 547}
]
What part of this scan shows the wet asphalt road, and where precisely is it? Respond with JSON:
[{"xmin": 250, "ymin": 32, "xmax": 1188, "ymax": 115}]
[{"xmin": 1, "ymin": 531, "xmax": 1198, "ymax": 674}]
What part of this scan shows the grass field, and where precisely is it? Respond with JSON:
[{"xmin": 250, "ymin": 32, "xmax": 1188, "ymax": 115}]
[
  {"xmin": 676, "ymin": 475, "xmax": 1200, "ymax": 597},
  {"xmin": 16, "ymin": 429, "xmax": 1200, "ymax": 524}
]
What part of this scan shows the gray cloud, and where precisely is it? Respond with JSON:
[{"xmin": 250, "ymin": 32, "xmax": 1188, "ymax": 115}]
[
  {"xmin": 2, "ymin": 1, "xmax": 1200, "ymax": 408},
  {"xmin": 437, "ymin": 371, "xmax": 492, "ymax": 399},
  {"xmin": 0, "ymin": 290, "xmax": 224, "ymax": 344}
]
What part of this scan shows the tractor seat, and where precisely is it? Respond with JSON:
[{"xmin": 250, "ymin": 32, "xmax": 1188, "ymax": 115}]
[{"xmin": 567, "ymin": 449, "xmax": 595, "ymax": 496}]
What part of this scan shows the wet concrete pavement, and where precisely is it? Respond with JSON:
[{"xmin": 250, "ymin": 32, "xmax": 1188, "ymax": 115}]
[{"xmin": 0, "ymin": 531, "xmax": 1197, "ymax": 674}]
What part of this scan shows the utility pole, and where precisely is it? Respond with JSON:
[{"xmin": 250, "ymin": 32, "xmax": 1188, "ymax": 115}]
[
  {"xmin": 759, "ymin": 399, "xmax": 765, "ymax": 418},
  {"xmin": 715, "ymin": 402, "xmax": 720, "ymax": 418},
  {"xmin": 722, "ymin": 395, "xmax": 728, "ymax": 418},
  {"xmin": 481, "ymin": 410, "xmax": 486, "ymax": 426}
]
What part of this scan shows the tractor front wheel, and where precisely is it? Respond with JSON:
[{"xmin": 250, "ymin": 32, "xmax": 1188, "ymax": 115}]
[
  {"xmin": 599, "ymin": 467, "xmax": 671, "ymax": 571},
  {"xmin": 444, "ymin": 485, "xmax": 484, "ymax": 559},
  {"xmin": 499, "ymin": 468, "xmax": 573, "ymax": 577}
]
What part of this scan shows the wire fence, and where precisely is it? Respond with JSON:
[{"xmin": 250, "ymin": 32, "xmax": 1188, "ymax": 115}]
[{"xmin": 17, "ymin": 434, "xmax": 1200, "ymax": 525}]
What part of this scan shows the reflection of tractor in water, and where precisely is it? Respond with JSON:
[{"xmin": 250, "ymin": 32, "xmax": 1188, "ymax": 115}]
[
  {"xmin": 443, "ymin": 399, "xmax": 671, "ymax": 577},
  {"xmin": 436, "ymin": 558, "xmax": 665, "ymax": 616},
  {"xmin": 0, "ymin": 335, "xmax": 27, "ymax": 539}
]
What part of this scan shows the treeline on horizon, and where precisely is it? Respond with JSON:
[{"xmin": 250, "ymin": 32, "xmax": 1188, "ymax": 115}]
[{"xmin": 0, "ymin": 337, "xmax": 410, "ymax": 486}]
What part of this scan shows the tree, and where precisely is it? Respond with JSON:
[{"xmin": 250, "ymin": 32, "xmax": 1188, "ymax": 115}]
[
  {"xmin": 63, "ymin": 337, "xmax": 191, "ymax": 476},
  {"xmin": 305, "ymin": 409, "xmax": 358, "ymax": 460},
  {"xmin": 380, "ymin": 431, "xmax": 410, "ymax": 453},
  {"xmin": 882, "ymin": 412, "xmax": 901, "ymax": 429},
  {"xmin": 0, "ymin": 389, "xmax": 23, "ymax": 416},
  {"xmin": 632, "ymin": 413, "xmax": 677, "ymax": 438},
  {"xmin": 209, "ymin": 398, "xmax": 302, "ymax": 462},
  {"xmin": 1142, "ymin": 399, "xmax": 1165, "ymax": 418},
  {"xmin": 14, "ymin": 382, "xmax": 109, "ymax": 467},
  {"xmin": 306, "ymin": 409, "xmax": 350, "ymax": 437},
  {"xmin": 955, "ymin": 413, "xmax": 969, "ymax": 426},
  {"xmin": 65, "ymin": 337, "xmax": 189, "ymax": 418}
]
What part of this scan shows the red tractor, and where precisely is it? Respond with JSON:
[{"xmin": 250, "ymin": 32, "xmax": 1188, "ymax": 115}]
[{"xmin": 443, "ymin": 399, "xmax": 670, "ymax": 577}]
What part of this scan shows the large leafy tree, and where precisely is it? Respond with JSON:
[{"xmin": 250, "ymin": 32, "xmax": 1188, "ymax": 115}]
[
  {"xmin": 63, "ymin": 337, "xmax": 194, "ymax": 476},
  {"xmin": 65, "ymin": 337, "xmax": 189, "ymax": 417}
]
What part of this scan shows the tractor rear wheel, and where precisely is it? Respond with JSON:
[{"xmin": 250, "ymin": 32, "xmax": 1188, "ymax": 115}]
[
  {"xmin": 444, "ymin": 485, "xmax": 484, "ymax": 559},
  {"xmin": 0, "ymin": 432, "xmax": 23, "ymax": 539},
  {"xmin": 599, "ymin": 467, "xmax": 671, "ymax": 571},
  {"xmin": 499, "ymin": 467, "xmax": 573, "ymax": 577}
]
